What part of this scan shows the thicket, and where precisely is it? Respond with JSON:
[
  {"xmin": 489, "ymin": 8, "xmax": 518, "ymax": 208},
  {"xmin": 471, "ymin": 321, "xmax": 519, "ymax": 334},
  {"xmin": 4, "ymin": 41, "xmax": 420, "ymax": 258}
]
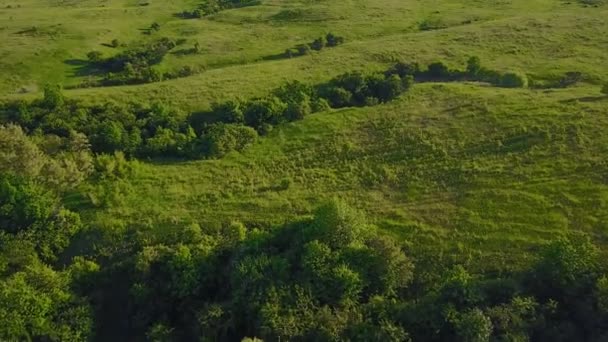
[
  {"xmin": 2, "ymin": 58, "xmax": 534, "ymax": 161},
  {"xmin": 284, "ymin": 33, "xmax": 345, "ymax": 58},
  {"xmin": 179, "ymin": 0, "xmax": 261, "ymax": 18},
  {"xmin": 86, "ymin": 38, "xmax": 176, "ymax": 86}
]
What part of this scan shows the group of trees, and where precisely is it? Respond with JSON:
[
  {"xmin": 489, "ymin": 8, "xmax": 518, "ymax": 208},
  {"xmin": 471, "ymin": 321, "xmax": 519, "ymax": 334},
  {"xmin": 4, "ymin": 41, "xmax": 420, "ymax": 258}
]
[
  {"xmin": 179, "ymin": 0, "xmax": 260, "ymax": 18},
  {"xmin": 285, "ymin": 32, "xmax": 345, "ymax": 58},
  {"xmin": 3, "ymin": 189, "xmax": 606, "ymax": 341},
  {"xmin": 2, "ymin": 58, "xmax": 534, "ymax": 161},
  {"xmin": 385, "ymin": 57, "xmax": 529, "ymax": 88},
  {"xmin": 86, "ymin": 38, "xmax": 177, "ymax": 86}
]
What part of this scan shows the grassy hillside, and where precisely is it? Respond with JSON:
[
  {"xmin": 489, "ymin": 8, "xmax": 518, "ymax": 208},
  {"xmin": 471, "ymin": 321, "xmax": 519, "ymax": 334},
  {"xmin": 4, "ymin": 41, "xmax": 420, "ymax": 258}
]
[
  {"xmin": 78, "ymin": 82, "xmax": 608, "ymax": 273},
  {"xmin": 1, "ymin": 0, "xmax": 605, "ymax": 269}
]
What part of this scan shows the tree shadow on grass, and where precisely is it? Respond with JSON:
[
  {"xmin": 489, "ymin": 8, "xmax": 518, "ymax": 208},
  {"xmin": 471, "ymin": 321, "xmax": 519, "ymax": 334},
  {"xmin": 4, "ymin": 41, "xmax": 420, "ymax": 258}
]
[
  {"xmin": 64, "ymin": 59, "xmax": 106, "ymax": 77},
  {"xmin": 261, "ymin": 52, "xmax": 289, "ymax": 61},
  {"xmin": 560, "ymin": 96, "xmax": 607, "ymax": 104}
]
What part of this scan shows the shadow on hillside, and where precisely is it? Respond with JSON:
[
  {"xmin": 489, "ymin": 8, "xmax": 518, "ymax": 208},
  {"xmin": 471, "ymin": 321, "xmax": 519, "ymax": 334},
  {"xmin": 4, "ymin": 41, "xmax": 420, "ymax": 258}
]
[
  {"xmin": 262, "ymin": 52, "xmax": 289, "ymax": 61},
  {"xmin": 560, "ymin": 96, "xmax": 607, "ymax": 104},
  {"xmin": 171, "ymin": 48, "xmax": 198, "ymax": 56},
  {"xmin": 64, "ymin": 59, "xmax": 105, "ymax": 77}
]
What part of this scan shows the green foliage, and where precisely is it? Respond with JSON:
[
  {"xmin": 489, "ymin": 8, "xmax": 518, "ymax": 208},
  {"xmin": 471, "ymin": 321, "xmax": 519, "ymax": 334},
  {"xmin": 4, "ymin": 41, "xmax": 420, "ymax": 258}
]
[
  {"xmin": 602, "ymin": 83, "xmax": 608, "ymax": 95},
  {"xmin": 86, "ymin": 51, "xmax": 103, "ymax": 63},
  {"xmin": 43, "ymin": 84, "xmax": 64, "ymax": 109},
  {"xmin": 205, "ymin": 123, "xmax": 258, "ymax": 157},
  {"xmin": 500, "ymin": 72, "xmax": 528, "ymax": 88}
]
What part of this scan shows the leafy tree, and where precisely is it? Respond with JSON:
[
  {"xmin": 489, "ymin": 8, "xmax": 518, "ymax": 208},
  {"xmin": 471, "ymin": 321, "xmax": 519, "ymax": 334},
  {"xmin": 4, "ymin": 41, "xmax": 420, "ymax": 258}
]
[
  {"xmin": 87, "ymin": 51, "xmax": 103, "ymax": 63},
  {"xmin": 500, "ymin": 72, "xmax": 528, "ymax": 88},
  {"xmin": 310, "ymin": 36, "xmax": 326, "ymax": 51},
  {"xmin": 467, "ymin": 56, "xmax": 482, "ymax": 76},
  {"xmin": 326, "ymin": 33, "xmax": 345, "ymax": 47},
  {"xmin": 244, "ymin": 97, "xmax": 287, "ymax": 128},
  {"xmin": 212, "ymin": 100, "xmax": 245, "ymax": 123},
  {"xmin": 0, "ymin": 264, "xmax": 93, "ymax": 341},
  {"xmin": 43, "ymin": 84, "xmax": 65, "ymax": 109},
  {"xmin": 453, "ymin": 308, "xmax": 493, "ymax": 342},
  {"xmin": 205, "ymin": 123, "xmax": 258, "ymax": 157},
  {"xmin": 426, "ymin": 62, "xmax": 451, "ymax": 80},
  {"xmin": 309, "ymin": 199, "xmax": 367, "ymax": 249},
  {"xmin": 326, "ymin": 87, "xmax": 353, "ymax": 107}
]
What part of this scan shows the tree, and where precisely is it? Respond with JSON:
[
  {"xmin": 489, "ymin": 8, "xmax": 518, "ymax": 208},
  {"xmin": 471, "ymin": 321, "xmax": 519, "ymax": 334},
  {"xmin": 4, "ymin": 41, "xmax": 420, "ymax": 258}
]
[
  {"xmin": 43, "ymin": 84, "xmax": 64, "ymax": 109},
  {"xmin": 111, "ymin": 39, "xmax": 120, "ymax": 48},
  {"xmin": 244, "ymin": 97, "xmax": 287, "ymax": 128},
  {"xmin": 310, "ymin": 36, "xmax": 326, "ymax": 51},
  {"xmin": 310, "ymin": 199, "xmax": 367, "ymax": 249},
  {"xmin": 326, "ymin": 33, "xmax": 344, "ymax": 47},
  {"xmin": 500, "ymin": 72, "xmax": 528, "ymax": 88},
  {"xmin": 212, "ymin": 100, "xmax": 244, "ymax": 123},
  {"xmin": 326, "ymin": 87, "xmax": 353, "ymax": 108},
  {"xmin": 466, "ymin": 56, "xmax": 482, "ymax": 76},
  {"xmin": 426, "ymin": 62, "xmax": 451, "ymax": 80},
  {"xmin": 87, "ymin": 51, "xmax": 103, "ymax": 63},
  {"xmin": 453, "ymin": 308, "xmax": 493, "ymax": 342}
]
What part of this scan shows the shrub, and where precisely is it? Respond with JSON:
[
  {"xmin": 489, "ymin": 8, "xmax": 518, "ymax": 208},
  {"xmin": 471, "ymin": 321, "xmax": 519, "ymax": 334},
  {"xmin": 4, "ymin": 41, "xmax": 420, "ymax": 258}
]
[
  {"xmin": 426, "ymin": 61, "xmax": 451, "ymax": 80},
  {"xmin": 500, "ymin": 72, "xmax": 528, "ymax": 88},
  {"xmin": 367, "ymin": 74, "xmax": 404, "ymax": 102},
  {"xmin": 602, "ymin": 83, "xmax": 608, "ymax": 96},
  {"xmin": 466, "ymin": 56, "xmax": 481, "ymax": 76},
  {"xmin": 244, "ymin": 97, "xmax": 287, "ymax": 128},
  {"xmin": 310, "ymin": 36, "xmax": 326, "ymax": 51},
  {"xmin": 386, "ymin": 62, "xmax": 421, "ymax": 78},
  {"xmin": 111, "ymin": 39, "xmax": 120, "ymax": 48},
  {"xmin": 295, "ymin": 44, "xmax": 311, "ymax": 56},
  {"xmin": 204, "ymin": 124, "xmax": 258, "ymax": 158},
  {"xmin": 42, "ymin": 84, "xmax": 64, "ymax": 109},
  {"xmin": 325, "ymin": 33, "xmax": 345, "ymax": 47},
  {"xmin": 326, "ymin": 87, "xmax": 353, "ymax": 108},
  {"xmin": 212, "ymin": 100, "xmax": 244, "ymax": 124},
  {"xmin": 311, "ymin": 98, "xmax": 331, "ymax": 112},
  {"xmin": 87, "ymin": 51, "xmax": 103, "ymax": 63}
]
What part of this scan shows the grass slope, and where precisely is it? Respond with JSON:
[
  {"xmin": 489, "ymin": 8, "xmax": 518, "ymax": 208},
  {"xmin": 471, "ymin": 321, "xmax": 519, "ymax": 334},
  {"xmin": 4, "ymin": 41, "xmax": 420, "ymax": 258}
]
[{"xmin": 2, "ymin": 0, "xmax": 608, "ymax": 272}]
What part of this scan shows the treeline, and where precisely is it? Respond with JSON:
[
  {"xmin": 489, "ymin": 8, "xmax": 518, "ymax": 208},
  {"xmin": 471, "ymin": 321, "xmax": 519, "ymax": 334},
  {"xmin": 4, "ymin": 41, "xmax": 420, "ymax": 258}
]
[
  {"xmin": 2, "ymin": 58, "xmax": 531, "ymax": 160},
  {"xmin": 179, "ymin": 0, "xmax": 261, "ymax": 19},
  {"xmin": 284, "ymin": 33, "xmax": 345, "ymax": 58}
]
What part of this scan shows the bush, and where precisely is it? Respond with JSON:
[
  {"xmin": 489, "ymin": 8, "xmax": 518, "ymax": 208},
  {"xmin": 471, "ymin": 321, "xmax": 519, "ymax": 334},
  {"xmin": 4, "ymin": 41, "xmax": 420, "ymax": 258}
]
[
  {"xmin": 295, "ymin": 44, "xmax": 311, "ymax": 56},
  {"xmin": 466, "ymin": 56, "xmax": 481, "ymax": 76},
  {"xmin": 311, "ymin": 98, "xmax": 331, "ymax": 112},
  {"xmin": 602, "ymin": 83, "xmax": 608, "ymax": 96},
  {"xmin": 500, "ymin": 72, "xmax": 528, "ymax": 88},
  {"xmin": 212, "ymin": 100, "xmax": 244, "ymax": 124},
  {"xmin": 326, "ymin": 87, "xmax": 353, "ymax": 108},
  {"xmin": 244, "ymin": 97, "xmax": 287, "ymax": 128},
  {"xmin": 87, "ymin": 51, "xmax": 103, "ymax": 63},
  {"xmin": 425, "ymin": 61, "xmax": 451, "ymax": 80},
  {"xmin": 325, "ymin": 33, "xmax": 345, "ymax": 47},
  {"xmin": 310, "ymin": 36, "xmax": 326, "ymax": 51},
  {"xmin": 205, "ymin": 124, "xmax": 258, "ymax": 157},
  {"xmin": 386, "ymin": 62, "xmax": 421, "ymax": 78}
]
